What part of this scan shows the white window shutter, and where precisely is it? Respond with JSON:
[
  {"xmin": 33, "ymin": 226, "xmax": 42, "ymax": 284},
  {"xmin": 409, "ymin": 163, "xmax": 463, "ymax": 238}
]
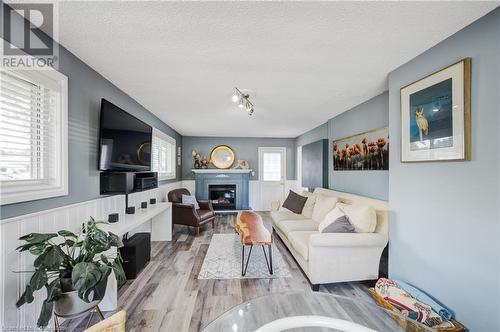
[
  {"xmin": 151, "ymin": 128, "xmax": 176, "ymax": 180},
  {"xmin": 0, "ymin": 68, "xmax": 68, "ymax": 204}
]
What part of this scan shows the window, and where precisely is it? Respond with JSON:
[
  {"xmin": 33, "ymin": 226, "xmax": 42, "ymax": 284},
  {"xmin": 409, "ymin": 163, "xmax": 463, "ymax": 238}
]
[
  {"xmin": 0, "ymin": 69, "xmax": 68, "ymax": 205},
  {"xmin": 262, "ymin": 152, "xmax": 282, "ymax": 181},
  {"xmin": 152, "ymin": 128, "xmax": 176, "ymax": 180}
]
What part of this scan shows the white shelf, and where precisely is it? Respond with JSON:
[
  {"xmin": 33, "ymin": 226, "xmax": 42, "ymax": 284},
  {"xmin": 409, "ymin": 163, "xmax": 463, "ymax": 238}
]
[
  {"xmin": 191, "ymin": 169, "xmax": 252, "ymax": 173},
  {"xmin": 101, "ymin": 202, "xmax": 172, "ymax": 236}
]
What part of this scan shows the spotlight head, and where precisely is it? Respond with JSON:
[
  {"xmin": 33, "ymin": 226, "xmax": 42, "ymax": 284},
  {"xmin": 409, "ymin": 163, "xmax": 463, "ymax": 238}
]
[{"xmin": 233, "ymin": 87, "xmax": 255, "ymax": 116}]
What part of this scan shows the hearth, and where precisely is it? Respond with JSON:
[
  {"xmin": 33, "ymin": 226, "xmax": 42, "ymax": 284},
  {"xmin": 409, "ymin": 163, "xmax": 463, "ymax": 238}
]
[{"xmin": 209, "ymin": 184, "xmax": 236, "ymax": 210}]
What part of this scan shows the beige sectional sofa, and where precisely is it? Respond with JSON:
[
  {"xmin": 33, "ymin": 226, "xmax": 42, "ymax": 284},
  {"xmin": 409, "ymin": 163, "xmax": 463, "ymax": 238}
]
[{"xmin": 271, "ymin": 188, "xmax": 389, "ymax": 290}]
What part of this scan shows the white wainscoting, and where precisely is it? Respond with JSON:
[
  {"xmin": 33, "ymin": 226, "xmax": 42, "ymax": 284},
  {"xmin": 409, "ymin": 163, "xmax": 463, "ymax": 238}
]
[
  {"xmin": 0, "ymin": 181, "xmax": 182, "ymax": 331},
  {"xmin": 181, "ymin": 180, "xmax": 196, "ymax": 197},
  {"xmin": 181, "ymin": 179, "xmax": 299, "ymax": 211}
]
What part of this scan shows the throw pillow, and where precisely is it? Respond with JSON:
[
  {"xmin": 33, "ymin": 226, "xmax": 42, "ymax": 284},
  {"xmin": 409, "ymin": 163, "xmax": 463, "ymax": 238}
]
[
  {"xmin": 301, "ymin": 191, "xmax": 317, "ymax": 218},
  {"xmin": 318, "ymin": 206, "xmax": 355, "ymax": 233},
  {"xmin": 281, "ymin": 190, "xmax": 308, "ymax": 214},
  {"xmin": 338, "ymin": 203, "xmax": 377, "ymax": 233},
  {"xmin": 182, "ymin": 194, "xmax": 200, "ymax": 209},
  {"xmin": 311, "ymin": 195, "xmax": 339, "ymax": 223}
]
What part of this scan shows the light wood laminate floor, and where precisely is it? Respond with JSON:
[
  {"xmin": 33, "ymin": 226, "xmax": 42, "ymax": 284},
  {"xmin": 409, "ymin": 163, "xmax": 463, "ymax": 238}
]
[{"xmin": 67, "ymin": 212, "xmax": 380, "ymax": 331}]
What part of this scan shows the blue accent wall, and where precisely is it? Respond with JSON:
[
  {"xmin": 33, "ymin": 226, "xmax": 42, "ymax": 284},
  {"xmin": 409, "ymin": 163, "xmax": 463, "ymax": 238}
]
[
  {"xmin": 0, "ymin": 4, "xmax": 182, "ymax": 219},
  {"xmin": 296, "ymin": 92, "xmax": 389, "ymax": 200},
  {"xmin": 182, "ymin": 137, "xmax": 296, "ymax": 180},
  {"xmin": 301, "ymin": 139, "xmax": 328, "ymax": 190},
  {"xmin": 388, "ymin": 8, "xmax": 499, "ymax": 331}
]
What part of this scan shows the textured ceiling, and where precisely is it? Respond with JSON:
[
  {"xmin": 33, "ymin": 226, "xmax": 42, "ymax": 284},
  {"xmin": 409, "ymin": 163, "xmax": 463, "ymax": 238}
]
[{"xmin": 55, "ymin": 1, "xmax": 498, "ymax": 137}]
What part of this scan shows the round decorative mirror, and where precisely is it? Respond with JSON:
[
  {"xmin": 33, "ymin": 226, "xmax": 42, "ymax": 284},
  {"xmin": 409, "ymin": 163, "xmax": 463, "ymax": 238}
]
[
  {"xmin": 210, "ymin": 145, "xmax": 235, "ymax": 169},
  {"xmin": 136, "ymin": 142, "xmax": 151, "ymax": 165}
]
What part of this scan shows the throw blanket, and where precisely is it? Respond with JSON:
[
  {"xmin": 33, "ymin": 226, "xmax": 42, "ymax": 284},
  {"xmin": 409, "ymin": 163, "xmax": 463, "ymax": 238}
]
[
  {"xmin": 395, "ymin": 280, "xmax": 453, "ymax": 321},
  {"xmin": 375, "ymin": 278, "xmax": 443, "ymax": 327}
]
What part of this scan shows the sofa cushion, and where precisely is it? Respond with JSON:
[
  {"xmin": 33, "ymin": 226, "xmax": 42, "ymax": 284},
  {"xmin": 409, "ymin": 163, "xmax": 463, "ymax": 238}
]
[
  {"xmin": 338, "ymin": 203, "xmax": 377, "ymax": 233},
  {"xmin": 318, "ymin": 206, "xmax": 355, "ymax": 233},
  {"xmin": 276, "ymin": 219, "xmax": 319, "ymax": 237},
  {"xmin": 282, "ymin": 190, "xmax": 308, "ymax": 214},
  {"xmin": 270, "ymin": 210, "xmax": 307, "ymax": 224},
  {"xmin": 301, "ymin": 191, "xmax": 317, "ymax": 218},
  {"xmin": 311, "ymin": 195, "xmax": 339, "ymax": 223},
  {"xmin": 288, "ymin": 231, "xmax": 317, "ymax": 260}
]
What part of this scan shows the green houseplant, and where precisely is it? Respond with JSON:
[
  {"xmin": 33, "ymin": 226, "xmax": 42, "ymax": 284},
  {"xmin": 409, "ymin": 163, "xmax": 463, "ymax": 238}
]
[{"xmin": 15, "ymin": 218, "xmax": 126, "ymax": 328}]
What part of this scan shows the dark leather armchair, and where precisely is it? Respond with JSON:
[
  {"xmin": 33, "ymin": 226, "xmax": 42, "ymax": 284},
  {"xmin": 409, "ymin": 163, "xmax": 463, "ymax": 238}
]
[{"xmin": 167, "ymin": 188, "xmax": 216, "ymax": 236}]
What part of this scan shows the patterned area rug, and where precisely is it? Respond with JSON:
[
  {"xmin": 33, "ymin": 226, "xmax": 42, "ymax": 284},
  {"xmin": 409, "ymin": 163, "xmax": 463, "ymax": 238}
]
[{"xmin": 198, "ymin": 234, "xmax": 291, "ymax": 279}]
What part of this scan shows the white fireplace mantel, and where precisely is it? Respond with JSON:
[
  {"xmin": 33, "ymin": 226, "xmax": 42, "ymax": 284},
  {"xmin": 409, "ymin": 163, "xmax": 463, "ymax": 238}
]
[{"xmin": 191, "ymin": 169, "xmax": 252, "ymax": 174}]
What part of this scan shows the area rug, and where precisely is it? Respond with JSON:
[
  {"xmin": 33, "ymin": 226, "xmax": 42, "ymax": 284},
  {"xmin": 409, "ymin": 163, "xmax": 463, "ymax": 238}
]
[{"xmin": 198, "ymin": 234, "xmax": 291, "ymax": 279}]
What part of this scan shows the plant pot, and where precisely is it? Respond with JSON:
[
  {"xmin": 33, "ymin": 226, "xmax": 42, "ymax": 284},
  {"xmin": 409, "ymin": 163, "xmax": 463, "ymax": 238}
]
[
  {"xmin": 54, "ymin": 290, "xmax": 101, "ymax": 318},
  {"xmin": 55, "ymin": 279, "xmax": 101, "ymax": 318}
]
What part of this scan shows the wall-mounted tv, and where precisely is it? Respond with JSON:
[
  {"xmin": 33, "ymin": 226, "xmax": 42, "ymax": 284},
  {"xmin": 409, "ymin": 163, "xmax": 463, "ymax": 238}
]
[{"xmin": 98, "ymin": 99, "xmax": 152, "ymax": 171}]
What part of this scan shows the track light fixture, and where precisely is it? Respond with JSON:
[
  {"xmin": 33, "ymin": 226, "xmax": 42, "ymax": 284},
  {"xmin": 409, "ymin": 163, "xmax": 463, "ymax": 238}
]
[{"xmin": 232, "ymin": 87, "xmax": 255, "ymax": 116}]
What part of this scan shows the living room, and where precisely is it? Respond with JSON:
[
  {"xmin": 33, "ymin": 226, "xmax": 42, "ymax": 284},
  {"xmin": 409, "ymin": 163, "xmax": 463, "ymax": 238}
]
[{"xmin": 0, "ymin": 2, "xmax": 499, "ymax": 332}]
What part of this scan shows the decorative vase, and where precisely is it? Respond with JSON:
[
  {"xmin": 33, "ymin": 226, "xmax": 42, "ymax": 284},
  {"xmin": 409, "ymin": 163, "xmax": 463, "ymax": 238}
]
[{"xmin": 194, "ymin": 159, "xmax": 201, "ymax": 169}]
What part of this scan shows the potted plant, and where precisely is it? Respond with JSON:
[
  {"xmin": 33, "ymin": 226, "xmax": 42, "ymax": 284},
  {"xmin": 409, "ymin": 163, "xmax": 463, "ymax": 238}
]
[{"xmin": 15, "ymin": 217, "xmax": 126, "ymax": 328}]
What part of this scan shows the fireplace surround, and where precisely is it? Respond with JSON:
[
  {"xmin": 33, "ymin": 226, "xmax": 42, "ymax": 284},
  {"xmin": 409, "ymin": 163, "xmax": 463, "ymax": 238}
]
[{"xmin": 193, "ymin": 169, "xmax": 251, "ymax": 210}]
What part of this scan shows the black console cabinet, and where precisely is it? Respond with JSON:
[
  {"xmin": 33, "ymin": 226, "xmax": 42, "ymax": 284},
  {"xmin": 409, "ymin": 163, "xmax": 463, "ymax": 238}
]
[
  {"xmin": 100, "ymin": 172, "xmax": 135, "ymax": 195},
  {"xmin": 100, "ymin": 171, "xmax": 157, "ymax": 195}
]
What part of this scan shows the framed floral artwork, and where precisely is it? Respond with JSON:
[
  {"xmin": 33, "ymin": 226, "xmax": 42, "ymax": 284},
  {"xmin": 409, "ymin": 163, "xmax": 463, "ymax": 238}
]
[{"xmin": 332, "ymin": 127, "xmax": 389, "ymax": 171}]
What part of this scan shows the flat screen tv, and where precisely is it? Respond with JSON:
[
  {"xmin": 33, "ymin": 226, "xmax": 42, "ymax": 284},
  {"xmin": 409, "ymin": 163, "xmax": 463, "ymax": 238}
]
[{"xmin": 98, "ymin": 99, "xmax": 152, "ymax": 171}]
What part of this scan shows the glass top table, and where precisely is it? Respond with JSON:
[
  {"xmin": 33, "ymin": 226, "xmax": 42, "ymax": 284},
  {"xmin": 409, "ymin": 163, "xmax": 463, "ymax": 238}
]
[{"xmin": 202, "ymin": 291, "xmax": 433, "ymax": 332}]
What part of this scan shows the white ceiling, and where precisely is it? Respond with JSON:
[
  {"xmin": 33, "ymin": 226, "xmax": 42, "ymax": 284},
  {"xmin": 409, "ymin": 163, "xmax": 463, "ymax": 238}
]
[{"xmin": 55, "ymin": 1, "xmax": 498, "ymax": 137}]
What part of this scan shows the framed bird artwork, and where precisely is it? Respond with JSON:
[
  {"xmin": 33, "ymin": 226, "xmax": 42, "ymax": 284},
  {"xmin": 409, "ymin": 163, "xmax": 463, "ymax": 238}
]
[{"xmin": 400, "ymin": 58, "xmax": 471, "ymax": 162}]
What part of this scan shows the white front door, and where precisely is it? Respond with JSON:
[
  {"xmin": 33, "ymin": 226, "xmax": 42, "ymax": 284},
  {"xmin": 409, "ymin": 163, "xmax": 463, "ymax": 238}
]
[{"xmin": 258, "ymin": 147, "xmax": 286, "ymax": 211}]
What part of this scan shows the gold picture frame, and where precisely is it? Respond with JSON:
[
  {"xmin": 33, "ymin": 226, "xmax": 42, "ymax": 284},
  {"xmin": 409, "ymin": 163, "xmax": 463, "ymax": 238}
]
[
  {"xmin": 210, "ymin": 145, "xmax": 235, "ymax": 169},
  {"xmin": 400, "ymin": 58, "xmax": 471, "ymax": 162}
]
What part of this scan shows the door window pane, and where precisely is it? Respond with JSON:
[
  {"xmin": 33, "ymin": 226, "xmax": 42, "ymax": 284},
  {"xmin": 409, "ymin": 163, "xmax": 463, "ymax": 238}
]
[{"xmin": 263, "ymin": 152, "xmax": 282, "ymax": 181}]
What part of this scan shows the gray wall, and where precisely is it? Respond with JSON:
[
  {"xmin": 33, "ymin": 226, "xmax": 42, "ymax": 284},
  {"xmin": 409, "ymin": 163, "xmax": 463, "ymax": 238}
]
[
  {"xmin": 295, "ymin": 123, "xmax": 328, "ymax": 147},
  {"xmin": 0, "ymin": 6, "xmax": 182, "ymax": 219},
  {"xmin": 182, "ymin": 137, "xmax": 296, "ymax": 181},
  {"xmin": 296, "ymin": 92, "xmax": 389, "ymax": 200},
  {"xmin": 328, "ymin": 92, "xmax": 389, "ymax": 200},
  {"xmin": 388, "ymin": 8, "xmax": 499, "ymax": 331}
]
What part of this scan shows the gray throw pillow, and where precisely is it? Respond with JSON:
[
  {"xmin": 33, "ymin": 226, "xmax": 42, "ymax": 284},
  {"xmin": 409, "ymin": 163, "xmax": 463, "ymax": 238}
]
[
  {"xmin": 282, "ymin": 190, "xmax": 308, "ymax": 214},
  {"xmin": 182, "ymin": 194, "xmax": 199, "ymax": 209},
  {"xmin": 322, "ymin": 215, "xmax": 355, "ymax": 233}
]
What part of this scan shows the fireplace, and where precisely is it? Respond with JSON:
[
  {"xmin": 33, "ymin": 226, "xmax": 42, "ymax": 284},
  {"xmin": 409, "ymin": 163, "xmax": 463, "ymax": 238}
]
[
  {"xmin": 209, "ymin": 184, "xmax": 236, "ymax": 210},
  {"xmin": 193, "ymin": 170, "xmax": 250, "ymax": 210}
]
